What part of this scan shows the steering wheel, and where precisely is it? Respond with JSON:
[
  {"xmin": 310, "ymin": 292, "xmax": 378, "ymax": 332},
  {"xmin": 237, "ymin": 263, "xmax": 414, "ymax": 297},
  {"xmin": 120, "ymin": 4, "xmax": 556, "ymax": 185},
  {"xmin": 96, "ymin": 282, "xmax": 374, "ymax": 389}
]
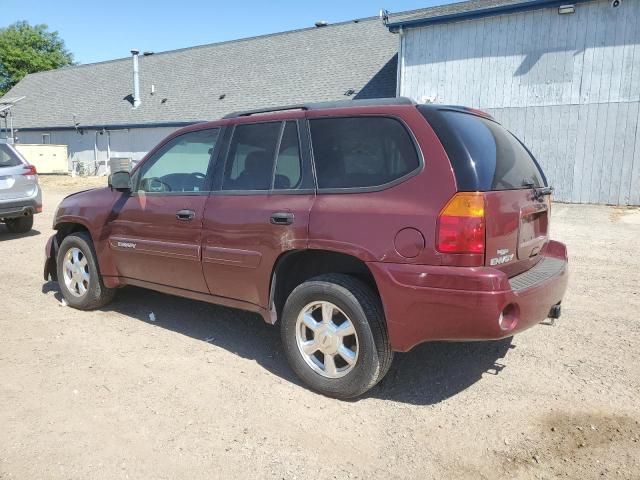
[
  {"xmin": 189, "ymin": 172, "xmax": 207, "ymax": 191},
  {"xmin": 142, "ymin": 177, "xmax": 171, "ymax": 192}
]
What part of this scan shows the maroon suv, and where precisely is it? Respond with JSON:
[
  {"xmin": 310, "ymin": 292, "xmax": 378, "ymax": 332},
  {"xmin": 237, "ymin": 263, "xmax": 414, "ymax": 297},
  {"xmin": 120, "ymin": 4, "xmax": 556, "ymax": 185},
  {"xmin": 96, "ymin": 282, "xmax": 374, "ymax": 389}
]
[{"xmin": 44, "ymin": 98, "xmax": 568, "ymax": 398}]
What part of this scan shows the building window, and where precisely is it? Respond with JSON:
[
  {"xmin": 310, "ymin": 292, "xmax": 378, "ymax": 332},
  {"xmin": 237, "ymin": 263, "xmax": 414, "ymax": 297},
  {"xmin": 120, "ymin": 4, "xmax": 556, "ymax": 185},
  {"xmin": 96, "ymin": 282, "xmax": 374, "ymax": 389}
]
[{"xmin": 42, "ymin": 134, "xmax": 51, "ymax": 144}]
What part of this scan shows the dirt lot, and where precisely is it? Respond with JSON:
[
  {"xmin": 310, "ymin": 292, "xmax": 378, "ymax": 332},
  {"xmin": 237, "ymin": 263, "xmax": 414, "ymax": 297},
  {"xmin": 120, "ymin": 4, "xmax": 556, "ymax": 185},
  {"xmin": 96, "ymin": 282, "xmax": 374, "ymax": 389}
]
[{"xmin": 1, "ymin": 178, "xmax": 639, "ymax": 479}]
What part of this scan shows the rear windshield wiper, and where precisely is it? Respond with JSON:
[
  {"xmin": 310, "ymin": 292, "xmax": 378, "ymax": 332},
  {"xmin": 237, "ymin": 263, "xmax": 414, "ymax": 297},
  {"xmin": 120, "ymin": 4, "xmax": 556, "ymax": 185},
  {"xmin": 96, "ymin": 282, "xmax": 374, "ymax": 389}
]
[{"xmin": 522, "ymin": 180, "xmax": 553, "ymax": 200}]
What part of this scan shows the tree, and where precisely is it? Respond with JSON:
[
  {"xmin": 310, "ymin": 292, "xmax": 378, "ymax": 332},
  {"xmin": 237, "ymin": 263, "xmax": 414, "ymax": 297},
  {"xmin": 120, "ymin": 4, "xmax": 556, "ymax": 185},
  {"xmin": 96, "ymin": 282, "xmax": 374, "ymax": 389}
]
[{"xmin": 0, "ymin": 21, "xmax": 74, "ymax": 96}]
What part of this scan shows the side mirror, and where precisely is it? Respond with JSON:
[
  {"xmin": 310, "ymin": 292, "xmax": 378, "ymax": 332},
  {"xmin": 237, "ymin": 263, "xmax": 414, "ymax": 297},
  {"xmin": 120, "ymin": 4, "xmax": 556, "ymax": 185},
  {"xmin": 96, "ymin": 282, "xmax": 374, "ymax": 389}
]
[{"xmin": 109, "ymin": 171, "xmax": 131, "ymax": 191}]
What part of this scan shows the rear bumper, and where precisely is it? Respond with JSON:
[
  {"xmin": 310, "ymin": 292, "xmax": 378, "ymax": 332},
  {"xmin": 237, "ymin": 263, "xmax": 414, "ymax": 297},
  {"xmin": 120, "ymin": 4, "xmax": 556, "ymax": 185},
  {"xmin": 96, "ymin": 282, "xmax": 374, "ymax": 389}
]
[
  {"xmin": 0, "ymin": 187, "xmax": 42, "ymax": 219},
  {"xmin": 368, "ymin": 240, "xmax": 569, "ymax": 352}
]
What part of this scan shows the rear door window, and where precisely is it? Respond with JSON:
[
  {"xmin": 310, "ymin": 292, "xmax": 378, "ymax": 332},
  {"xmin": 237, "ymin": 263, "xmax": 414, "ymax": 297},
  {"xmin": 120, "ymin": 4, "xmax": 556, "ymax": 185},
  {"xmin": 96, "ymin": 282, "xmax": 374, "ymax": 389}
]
[
  {"xmin": 223, "ymin": 122, "xmax": 281, "ymax": 191},
  {"xmin": 309, "ymin": 117, "xmax": 420, "ymax": 189},
  {"xmin": 0, "ymin": 144, "xmax": 23, "ymax": 168}
]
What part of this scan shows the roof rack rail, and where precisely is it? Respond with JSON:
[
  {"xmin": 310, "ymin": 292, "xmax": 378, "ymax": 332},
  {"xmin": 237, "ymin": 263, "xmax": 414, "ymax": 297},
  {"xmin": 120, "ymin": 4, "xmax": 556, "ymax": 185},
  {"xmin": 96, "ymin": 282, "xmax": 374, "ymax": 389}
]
[
  {"xmin": 223, "ymin": 97, "xmax": 415, "ymax": 119},
  {"xmin": 223, "ymin": 104, "xmax": 308, "ymax": 119}
]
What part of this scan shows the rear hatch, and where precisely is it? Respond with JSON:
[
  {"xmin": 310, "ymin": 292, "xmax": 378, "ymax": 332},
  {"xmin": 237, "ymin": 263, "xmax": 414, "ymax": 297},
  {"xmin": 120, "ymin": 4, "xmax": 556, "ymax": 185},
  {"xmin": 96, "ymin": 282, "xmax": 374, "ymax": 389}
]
[
  {"xmin": 419, "ymin": 105, "xmax": 551, "ymax": 277},
  {"xmin": 0, "ymin": 143, "xmax": 38, "ymax": 201}
]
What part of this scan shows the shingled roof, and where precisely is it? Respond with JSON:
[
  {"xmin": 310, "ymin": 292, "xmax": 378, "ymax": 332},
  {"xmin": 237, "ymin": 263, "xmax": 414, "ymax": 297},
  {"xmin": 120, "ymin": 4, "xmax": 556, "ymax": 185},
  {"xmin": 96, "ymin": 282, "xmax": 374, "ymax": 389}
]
[{"xmin": 2, "ymin": 17, "xmax": 397, "ymax": 130}]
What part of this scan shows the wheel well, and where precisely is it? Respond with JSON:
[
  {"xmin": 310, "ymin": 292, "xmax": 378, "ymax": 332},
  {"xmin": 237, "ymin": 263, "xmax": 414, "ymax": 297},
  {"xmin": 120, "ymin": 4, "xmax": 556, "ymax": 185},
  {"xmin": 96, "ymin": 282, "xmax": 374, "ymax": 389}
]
[
  {"xmin": 45, "ymin": 223, "xmax": 91, "ymax": 281},
  {"xmin": 271, "ymin": 250, "xmax": 379, "ymax": 321},
  {"xmin": 55, "ymin": 222, "xmax": 90, "ymax": 245}
]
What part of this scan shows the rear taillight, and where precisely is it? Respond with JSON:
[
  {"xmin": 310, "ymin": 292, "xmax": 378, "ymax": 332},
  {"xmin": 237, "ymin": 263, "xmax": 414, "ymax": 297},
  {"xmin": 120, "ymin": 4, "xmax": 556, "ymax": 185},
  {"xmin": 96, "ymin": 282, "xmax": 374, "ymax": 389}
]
[
  {"xmin": 22, "ymin": 165, "xmax": 37, "ymax": 176},
  {"xmin": 437, "ymin": 192, "xmax": 485, "ymax": 254}
]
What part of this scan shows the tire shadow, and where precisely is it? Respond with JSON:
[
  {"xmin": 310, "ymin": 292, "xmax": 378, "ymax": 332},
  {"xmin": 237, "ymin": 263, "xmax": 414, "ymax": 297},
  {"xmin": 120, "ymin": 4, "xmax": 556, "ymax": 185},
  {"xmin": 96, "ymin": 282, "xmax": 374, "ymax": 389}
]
[
  {"xmin": 41, "ymin": 282, "xmax": 515, "ymax": 405},
  {"xmin": 368, "ymin": 338, "xmax": 513, "ymax": 405},
  {"xmin": 0, "ymin": 224, "xmax": 41, "ymax": 240}
]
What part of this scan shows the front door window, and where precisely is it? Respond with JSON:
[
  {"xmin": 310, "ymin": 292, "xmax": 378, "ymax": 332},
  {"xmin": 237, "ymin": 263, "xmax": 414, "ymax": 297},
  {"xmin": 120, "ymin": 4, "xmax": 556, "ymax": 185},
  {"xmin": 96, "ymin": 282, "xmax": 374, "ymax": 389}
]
[{"xmin": 137, "ymin": 129, "xmax": 220, "ymax": 193}]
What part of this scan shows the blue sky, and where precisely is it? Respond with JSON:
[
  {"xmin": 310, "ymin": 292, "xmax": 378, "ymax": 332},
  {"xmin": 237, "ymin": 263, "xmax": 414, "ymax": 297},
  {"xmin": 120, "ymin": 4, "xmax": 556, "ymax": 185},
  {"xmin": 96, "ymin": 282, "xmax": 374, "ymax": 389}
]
[{"xmin": 1, "ymin": 0, "xmax": 454, "ymax": 64}]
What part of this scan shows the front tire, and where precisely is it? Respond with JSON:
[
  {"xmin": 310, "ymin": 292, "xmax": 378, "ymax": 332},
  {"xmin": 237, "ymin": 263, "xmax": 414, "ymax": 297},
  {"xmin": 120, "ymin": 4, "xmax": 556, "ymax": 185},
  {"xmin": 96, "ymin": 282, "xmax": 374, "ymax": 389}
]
[
  {"xmin": 5, "ymin": 214, "xmax": 33, "ymax": 233},
  {"xmin": 56, "ymin": 232, "xmax": 115, "ymax": 310},
  {"xmin": 280, "ymin": 274, "xmax": 393, "ymax": 399}
]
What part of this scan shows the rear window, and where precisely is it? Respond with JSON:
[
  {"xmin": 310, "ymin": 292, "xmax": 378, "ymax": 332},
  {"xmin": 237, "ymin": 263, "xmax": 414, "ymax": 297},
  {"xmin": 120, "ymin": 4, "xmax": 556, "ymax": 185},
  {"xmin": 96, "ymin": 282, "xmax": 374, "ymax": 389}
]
[
  {"xmin": 309, "ymin": 117, "xmax": 420, "ymax": 189},
  {"xmin": 419, "ymin": 107, "xmax": 546, "ymax": 191},
  {"xmin": 0, "ymin": 144, "xmax": 23, "ymax": 168}
]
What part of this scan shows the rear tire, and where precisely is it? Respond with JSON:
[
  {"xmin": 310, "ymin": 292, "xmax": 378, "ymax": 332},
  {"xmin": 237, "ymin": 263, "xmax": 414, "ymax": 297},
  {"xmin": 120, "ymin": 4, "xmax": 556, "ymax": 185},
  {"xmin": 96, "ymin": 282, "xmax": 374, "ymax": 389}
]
[
  {"xmin": 56, "ymin": 232, "xmax": 115, "ymax": 310},
  {"xmin": 5, "ymin": 214, "xmax": 33, "ymax": 233},
  {"xmin": 280, "ymin": 273, "xmax": 393, "ymax": 399}
]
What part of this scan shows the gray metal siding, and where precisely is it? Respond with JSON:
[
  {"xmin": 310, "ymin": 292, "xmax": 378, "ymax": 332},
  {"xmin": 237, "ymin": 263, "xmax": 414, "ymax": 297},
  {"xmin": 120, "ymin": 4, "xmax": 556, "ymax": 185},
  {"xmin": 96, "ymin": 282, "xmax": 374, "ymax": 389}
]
[
  {"xmin": 17, "ymin": 127, "xmax": 179, "ymax": 172},
  {"xmin": 400, "ymin": 0, "xmax": 640, "ymax": 205}
]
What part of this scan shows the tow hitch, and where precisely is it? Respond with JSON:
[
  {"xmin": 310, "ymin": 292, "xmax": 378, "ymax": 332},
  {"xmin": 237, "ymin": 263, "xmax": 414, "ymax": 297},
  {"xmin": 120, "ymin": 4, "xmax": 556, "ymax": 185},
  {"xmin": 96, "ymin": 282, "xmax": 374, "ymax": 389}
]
[
  {"xmin": 549, "ymin": 303, "xmax": 561, "ymax": 319},
  {"xmin": 542, "ymin": 303, "xmax": 562, "ymax": 326}
]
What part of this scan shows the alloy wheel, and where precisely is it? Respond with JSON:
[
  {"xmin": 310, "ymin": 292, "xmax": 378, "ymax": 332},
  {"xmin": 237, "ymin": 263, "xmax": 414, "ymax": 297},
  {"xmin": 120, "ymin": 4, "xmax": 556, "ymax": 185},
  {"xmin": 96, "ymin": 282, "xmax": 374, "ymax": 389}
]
[
  {"xmin": 62, "ymin": 247, "xmax": 90, "ymax": 297},
  {"xmin": 295, "ymin": 301, "xmax": 359, "ymax": 378}
]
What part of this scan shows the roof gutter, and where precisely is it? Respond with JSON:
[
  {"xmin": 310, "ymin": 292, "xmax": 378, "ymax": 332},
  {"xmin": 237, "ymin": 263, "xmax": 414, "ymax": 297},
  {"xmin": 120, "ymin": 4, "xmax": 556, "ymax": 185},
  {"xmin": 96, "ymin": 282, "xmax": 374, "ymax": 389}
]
[
  {"xmin": 14, "ymin": 121, "xmax": 204, "ymax": 132},
  {"xmin": 386, "ymin": 0, "xmax": 594, "ymax": 31}
]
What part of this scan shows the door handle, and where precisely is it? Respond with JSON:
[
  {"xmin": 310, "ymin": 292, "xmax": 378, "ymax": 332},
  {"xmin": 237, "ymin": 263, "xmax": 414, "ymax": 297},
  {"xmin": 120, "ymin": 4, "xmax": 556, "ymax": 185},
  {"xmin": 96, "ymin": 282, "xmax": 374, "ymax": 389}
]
[
  {"xmin": 176, "ymin": 209, "xmax": 195, "ymax": 221},
  {"xmin": 270, "ymin": 212, "xmax": 294, "ymax": 225}
]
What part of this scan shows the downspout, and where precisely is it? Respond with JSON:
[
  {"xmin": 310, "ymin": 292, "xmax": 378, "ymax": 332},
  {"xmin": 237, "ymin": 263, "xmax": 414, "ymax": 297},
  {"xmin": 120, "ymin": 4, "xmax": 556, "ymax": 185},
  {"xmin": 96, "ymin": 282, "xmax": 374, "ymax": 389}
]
[
  {"xmin": 106, "ymin": 130, "xmax": 111, "ymax": 175},
  {"xmin": 396, "ymin": 26, "xmax": 404, "ymax": 98},
  {"xmin": 93, "ymin": 129, "xmax": 114, "ymax": 175},
  {"xmin": 94, "ymin": 130, "xmax": 98, "ymax": 170},
  {"xmin": 9, "ymin": 108, "xmax": 14, "ymax": 143}
]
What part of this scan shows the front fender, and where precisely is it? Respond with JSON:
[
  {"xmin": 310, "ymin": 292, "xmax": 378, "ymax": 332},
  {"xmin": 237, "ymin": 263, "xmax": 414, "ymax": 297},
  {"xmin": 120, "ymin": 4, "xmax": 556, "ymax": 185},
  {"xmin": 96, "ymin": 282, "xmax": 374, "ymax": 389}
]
[{"xmin": 51, "ymin": 187, "xmax": 125, "ymax": 280}]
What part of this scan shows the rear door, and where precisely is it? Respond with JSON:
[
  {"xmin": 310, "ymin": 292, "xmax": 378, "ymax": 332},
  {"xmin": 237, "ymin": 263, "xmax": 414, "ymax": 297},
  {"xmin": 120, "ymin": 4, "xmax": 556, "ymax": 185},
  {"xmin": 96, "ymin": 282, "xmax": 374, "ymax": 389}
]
[
  {"xmin": 0, "ymin": 143, "xmax": 37, "ymax": 201},
  {"xmin": 201, "ymin": 117, "xmax": 314, "ymax": 310},
  {"xmin": 107, "ymin": 128, "xmax": 220, "ymax": 292},
  {"xmin": 420, "ymin": 107, "xmax": 550, "ymax": 277}
]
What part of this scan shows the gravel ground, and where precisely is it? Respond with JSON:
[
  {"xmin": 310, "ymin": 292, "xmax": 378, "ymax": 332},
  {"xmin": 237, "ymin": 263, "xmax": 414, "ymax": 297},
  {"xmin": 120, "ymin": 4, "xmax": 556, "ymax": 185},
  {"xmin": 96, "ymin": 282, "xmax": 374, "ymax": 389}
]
[{"xmin": 1, "ymin": 179, "xmax": 639, "ymax": 479}]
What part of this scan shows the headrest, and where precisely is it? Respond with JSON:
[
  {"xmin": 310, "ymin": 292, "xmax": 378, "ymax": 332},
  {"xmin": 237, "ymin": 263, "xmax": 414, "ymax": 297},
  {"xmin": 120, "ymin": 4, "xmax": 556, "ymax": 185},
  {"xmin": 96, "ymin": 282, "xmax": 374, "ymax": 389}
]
[{"xmin": 244, "ymin": 151, "xmax": 268, "ymax": 172}]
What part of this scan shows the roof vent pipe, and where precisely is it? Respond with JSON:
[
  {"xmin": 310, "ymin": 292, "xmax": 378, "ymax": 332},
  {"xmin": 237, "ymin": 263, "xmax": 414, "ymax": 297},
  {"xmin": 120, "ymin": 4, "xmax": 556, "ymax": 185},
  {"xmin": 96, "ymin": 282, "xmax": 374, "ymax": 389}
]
[
  {"xmin": 315, "ymin": 20, "xmax": 328, "ymax": 27},
  {"xmin": 131, "ymin": 49, "xmax": 141, "ymax": 109}
]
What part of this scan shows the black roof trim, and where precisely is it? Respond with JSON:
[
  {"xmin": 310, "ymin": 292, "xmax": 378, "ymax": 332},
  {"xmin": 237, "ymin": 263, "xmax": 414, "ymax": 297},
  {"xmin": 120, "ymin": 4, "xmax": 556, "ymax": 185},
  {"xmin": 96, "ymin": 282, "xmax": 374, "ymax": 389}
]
[
  {"xmin": 386, "ymin": 0, "xmax": 595, "ymax": 31},
  {"xmin": 223, "ymin": 97, "xmax": 415, "ymax": 119}
]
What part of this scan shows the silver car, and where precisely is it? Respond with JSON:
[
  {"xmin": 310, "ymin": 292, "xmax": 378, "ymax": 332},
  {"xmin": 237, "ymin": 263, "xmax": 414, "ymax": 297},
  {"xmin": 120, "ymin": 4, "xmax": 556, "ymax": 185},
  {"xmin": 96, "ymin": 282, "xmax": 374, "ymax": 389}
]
[{"xmin": 0, "ymin": 142, "xmax": 42, "ymax": 233}]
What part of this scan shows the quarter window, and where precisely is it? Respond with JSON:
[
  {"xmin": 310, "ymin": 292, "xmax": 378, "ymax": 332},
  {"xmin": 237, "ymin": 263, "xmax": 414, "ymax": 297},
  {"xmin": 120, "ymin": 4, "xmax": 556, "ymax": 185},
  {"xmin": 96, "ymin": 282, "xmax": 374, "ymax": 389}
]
[
  {"xmin": 309, "ymin": 117, "xmax": 420, "ymax": 189},
  {"xmin": 274, "ymin": 121, "xmax": 302, "ymax": 190},
  {"xmin": 137, "ymin": 129, "xmax": 219, "ymax": 193}
]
